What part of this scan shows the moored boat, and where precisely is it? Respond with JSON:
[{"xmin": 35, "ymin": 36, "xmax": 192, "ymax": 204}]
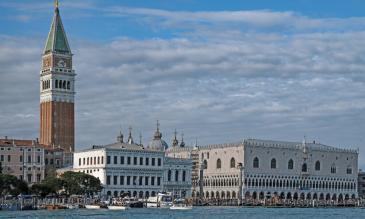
[
  {"xmin": 107, "ymin": 205, "xmax": 127, "ymax": 210},
  {"xmin": 146, "ymin": 192, "xmax": 173, "ymax": 208},
  {"xmin": 170, "ymin": 198, "xmax": 192, "ymax": 210},
  {"xmin": 85, "ymin": 205, "xmax": 101, "ymax": 209}
]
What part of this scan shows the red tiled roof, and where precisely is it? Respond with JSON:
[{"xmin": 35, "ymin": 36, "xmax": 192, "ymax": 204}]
[{"xmin": 0, "ymin": 138, "xmax": 48, "ymax": 148}]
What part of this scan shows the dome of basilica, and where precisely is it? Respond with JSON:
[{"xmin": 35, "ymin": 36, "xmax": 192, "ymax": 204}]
[{"xmin": 148, "ymin": 121, "xmax": 169, "ymax": 151}]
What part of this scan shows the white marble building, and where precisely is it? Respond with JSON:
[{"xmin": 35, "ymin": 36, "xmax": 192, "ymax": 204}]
[
  {"xmin": 73, "ymin": 125, "xmax": 192, "ymax": 198},
  {"xmin": 166, "ymin": 138, "xmax": 359, "ymax": 202}
]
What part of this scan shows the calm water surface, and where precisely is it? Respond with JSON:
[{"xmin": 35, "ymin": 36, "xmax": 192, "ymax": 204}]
[{"xmin": 1, "ymin": 207, "xmax": 365, "ymax": 219}]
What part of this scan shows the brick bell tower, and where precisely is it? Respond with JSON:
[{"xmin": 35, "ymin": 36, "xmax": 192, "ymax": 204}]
[{"xmin": 40, "ymin": 0, "xmax": 75, "ymax": 153}]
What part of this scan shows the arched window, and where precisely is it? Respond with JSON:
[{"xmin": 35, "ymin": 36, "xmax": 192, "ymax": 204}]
[
  {"xmin": 253, "ymin": 157, "xmax": 259, "ymax": 168},
  {"xmin": 347, "ymin": 166, "xmax": 352, "ymax": 174},
  {"xmin": 63, "ymin": 80, "xmax": 66, "ymax": 89},
  {"xmin": 168, "ymin": 170, "xmax": 171, "ymax": 181},
  {"xmin": 216, "ymin": 159, "xmax": 221, "ymax": 169},
  {"xmin": 55, "ymin": 79, "xmax": 58, "ymax": 88},
  {"xmin": 67, "ymin": 81, "xmax": 70, "ymax": 90},
  {"xmin": 331, "ymin": 164, "xmax": 336, "ymax": 174},
  {"xmin": 271, "ymin": 158, "xmax": 276, "ymax": 169},
  {"xmin": 203, "ymin": 160, "xmax": 207, "ymax": 169},
  {"xmin": 315, "ymin": 161, "xmax": 321, "ymax": 171},
  {"xmin": 59, "ymin": 80, "xmax": 62, "ymax": 89},
  {"xmin": 302, "ymin": 163, "xmax": 307, "ymax": 172},
  {"xmin": 288, "ymin": 159, "xmax": 294, "ymax": 170},
  {"xmin": 230, "ymin": 157, "xmax": 235, "ymax": 168}
]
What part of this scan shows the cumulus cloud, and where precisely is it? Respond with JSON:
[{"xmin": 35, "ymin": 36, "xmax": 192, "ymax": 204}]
[{"xmin": 0, "ymin": 4, "xmax": 365, "ymax": 167}]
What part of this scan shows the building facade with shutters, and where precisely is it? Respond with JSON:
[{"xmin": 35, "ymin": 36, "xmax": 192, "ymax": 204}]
[
  {"xmin": 0, "ymin": 138, "xmax": 45, "ymax": 184},
  {"xmin": 166, "ymin": 138, "xmax": 359, "ymax": 202}
]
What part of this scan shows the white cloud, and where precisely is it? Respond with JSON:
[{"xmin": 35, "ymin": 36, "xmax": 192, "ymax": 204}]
[{"xmin": 0, "ymin": 5, "xmax": 365, "ymax": 167}]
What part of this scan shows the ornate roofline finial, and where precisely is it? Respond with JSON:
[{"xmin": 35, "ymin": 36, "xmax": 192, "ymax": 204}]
[
  {"xmin": 156, "ymin": 120, "xmax": 160, "ymax": 132},
  {"xmin": 127, "ymin": 126, "xmax": 134, "ymax": 144},
  {"xmin": 139, "ymin": 132, "xmax": 143, "ymax": 146},
  {"xmin": 55, "ymin": 0, "xmax": 59, "ymax": 9},
  {"xmin": 172, "ymin": 129, "xmax": 178, "ymax": 147}
]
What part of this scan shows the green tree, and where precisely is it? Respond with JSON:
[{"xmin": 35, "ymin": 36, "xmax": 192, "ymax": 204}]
[
  {"xmin": 0, "ymin": 174, "xmax": 28, "ymax": 196},
  {"xmin": 30, "ymin": 177, "xmax": 63, "ymax": 197},
  {"xmin": 61, "ymin": 171, "xmax": 102, "ymax": 196}
]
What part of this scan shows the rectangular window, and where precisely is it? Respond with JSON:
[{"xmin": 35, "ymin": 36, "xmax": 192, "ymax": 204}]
[
  {"xmin": 146, "ymin": 157, "xmax": 149, "ymax": 166},
  {"xmin": 107, "ymin": 156, "xmax": 111, "ymax": 164},
  {"xmin": 120, "ymin": 176, "xmax": 124, "ymax": 185},
  {"xmin": 182, "ymin": 171, "xmax": 186, "ymax": 182},
  {"xmin": 152, "ymin": 158, "xmax": 155, "ymax": 166},
  {"xmin": 120, "ymin": 156, "xmax": 124, "ymax": 165},
  {"xmin": 0, "ymin": 155, "xmax": 3, "ymax": 161},
  {"xmin": 139, "ymin": 176, "xmax": 143, "ymax": 186},
  {"xmin": 79, "ymin": 158, "xmax": 81, "ymax": 166},
  {"xmin": 140, "ymin": 157, "xmax": 143, "ymax": 165},
  {"xmin": 37, "ymin": 174, "xmax": 41, "ymax": 182},
  {"xmin": 134, "ymin": 157, "xmax": 137, "ymax": 165},
  {"xmin": 94, "ymin": 157, "xmax": 96, "ymax": 164},
  {"xmin": 127, "ymin": 176, "xmax": 131, "ymax": 185},
  {"xmin": 20, "ymin": 155, "xmax": 23, "ymax": 162},
  {"xmin": 151, "ymin": 177, "xmax": 155, "ymax": 186},
  {"xmin": 97, "ymin": 157, "xmax": 100, "ymax": 164},
  {"xmin": 133, "ymin": 176, "xmax": 137, "ymax": 185},
  {"xmin": 27, "ymin": 174, "xmax": 32, "ymax": 183},
  {"xmin": 90, "ymin": 157, "xmax": 92, "ymax": 165},
  {"xmin": 83, "ymin": 158, "xmax": 85, "ymax": 165},
  {"xmin": 145, "ymin": 176, "xmax": 149, "ymax": 186},
  {"xmin": 157, "ymin": 177, "xmax": 161, "ymax": 186},
  {"xmin": 7, "ymin": 155, "xmax": 11, "ymax": 162},
  {"xmin": 106, "ymin": 175, "xmax": 111, "ymax": 185},
  {"xmin": 87, "ymin": 157, "xmax": 89, "ymax": 165},
  {"xmin": 114, "ymin": 156, "xmax": 118, "ymax": 164},
  {"xmin": 127, "ymin": 157, "xmax": 131, "ymax": 165},
  {"xmin": 175, "ymin": 170, "xmax": 179, "ymax": 181},
  {"xmin": 114, "ymin": 176, "xmax": 118, "ymax": 185},
  {"xmin": 158, "ymin": 158, "xmax": 161, "ymax": 166},
  {"xmin": 28, "ymin": 155, "xmax": 31, "ymax": 163},
  {"xmin": 37, "ymin": 156, "xmax": 40, "ymax": 163},
  {"xmin": 101, "ymin": 156, "xmax": 104, "ymax": 164},
  {"xmin": 50, "ymin": 159, "xmax": 53, "ymax": 165}
]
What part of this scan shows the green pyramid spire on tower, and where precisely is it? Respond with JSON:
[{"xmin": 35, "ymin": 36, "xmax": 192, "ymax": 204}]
[{"xmin": 44, "ymin": 0, "xmax": 71, "ymax": 54}]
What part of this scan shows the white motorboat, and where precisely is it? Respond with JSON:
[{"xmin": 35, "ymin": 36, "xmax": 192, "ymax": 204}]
[
  {"xmin": 170, "ymin": 204, "xmax": 193, "ymax": 210},
  {"xmin": 107, "ymin": 205, "xmax": 127, "ymax": 210},
  {"xmin": 85, "ymin": 205, "xmax": 101, "ymax": 209},
  {"xmin": 170, "ymin": 198, "xmax": 192, "ymax": 210},
  {"xmin": 67, "ymin": 204, "xmax": 79, "ymax": 209},
  {"xmin": 146, "ymin": 192, "xmax": 173, "ymax": 208}
]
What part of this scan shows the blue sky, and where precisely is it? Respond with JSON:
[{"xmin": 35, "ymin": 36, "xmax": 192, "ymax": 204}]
[
  {"xmin": 1, "ymin": 0, "xmax": 365, "ymax": 167},
  {"xmin": 1, "ymin": 0, "xmax": 365, "ymax": 41}
]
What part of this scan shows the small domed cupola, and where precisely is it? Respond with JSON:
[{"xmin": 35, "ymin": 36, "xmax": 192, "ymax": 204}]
[
  {"xmin": 127, "ymin": 126, "xmax": 134, "ymax": 144},
  {"xmin": 117, "ymin": 130, "xmax": 124, "ymax": 143},
  {"xmin": 179, "ymin": 133, "xmax": 185, "ymax": 148}
]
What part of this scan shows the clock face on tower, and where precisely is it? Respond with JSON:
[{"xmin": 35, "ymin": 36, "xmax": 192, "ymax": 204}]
[{"xmin": 57, "ymin": 59, "xmax": 66, "ymax": 68}]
